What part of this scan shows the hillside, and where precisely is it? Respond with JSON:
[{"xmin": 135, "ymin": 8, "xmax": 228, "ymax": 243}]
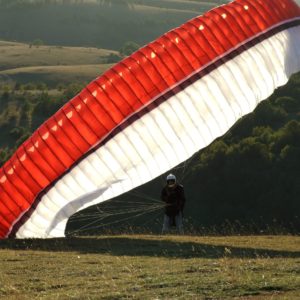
[
  {"xmin": 0, "ymin": 0, "xmax": 228, "ymax": 50},
  {"xmin": 0, "ymin": 41, "xmax": 116, "ymax": 71},
  {"xmin": 1, "ymin": 64, "xmax": 113, "ymax": 86},
  {"xmin": 0, "ymin": 41, "xmax": 116, "ymax": 86}
]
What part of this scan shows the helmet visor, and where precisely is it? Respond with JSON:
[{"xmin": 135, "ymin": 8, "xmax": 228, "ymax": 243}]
[{"xmin": 167, "ymin": 179, "xmax": 176, "ymax": 185}]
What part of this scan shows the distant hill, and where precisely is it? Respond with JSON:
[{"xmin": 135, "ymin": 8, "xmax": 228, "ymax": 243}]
[
  {"xmin": 0, "ymin": 40, "xmax": 116, "ymax": 71},
  {"xmin": 0, "ymin": 40, "xmax": 115, "ymax": 86},
  {"xmin": 0, "ymin": 0, "xmax": 228, "ymax": 50}
]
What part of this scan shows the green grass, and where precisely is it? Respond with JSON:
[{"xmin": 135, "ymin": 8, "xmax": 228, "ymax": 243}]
[{"xmin": 0, "ymin": 235, "xmax": 299, "ymax": 299}]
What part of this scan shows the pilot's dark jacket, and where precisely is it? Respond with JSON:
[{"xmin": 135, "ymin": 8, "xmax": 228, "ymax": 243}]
[{"xmin": 161, "ymin": 184, "xmax": 185, "ymax": 217}]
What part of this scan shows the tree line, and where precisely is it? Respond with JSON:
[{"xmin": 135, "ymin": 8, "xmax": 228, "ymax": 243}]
[{"xmin": 0, "ymin": 82, "xmax": 84, "ymax": 164}]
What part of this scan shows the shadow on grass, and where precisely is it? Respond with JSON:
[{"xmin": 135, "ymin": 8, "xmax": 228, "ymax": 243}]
[{"xmin": 0, "ymin": 236, "xmax": 299, "ymax": 259}]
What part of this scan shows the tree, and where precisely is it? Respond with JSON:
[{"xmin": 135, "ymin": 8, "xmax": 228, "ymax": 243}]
[
  {"xmin": 119, "ymin": 41, "xmax": 140, "ymax": 57},
  {"xmin": 106, "ymin": 53, "xmax": 122, "ymax": 63},
  {"xmin": 275, "ymin": 96, "xmax": 299, "ymax": 113},
  {"xmin": 32, "ymin": 39, "xmax": 44, "ymax": 48}
]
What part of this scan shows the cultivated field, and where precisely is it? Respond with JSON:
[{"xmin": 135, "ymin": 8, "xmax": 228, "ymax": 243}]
[{"xmin": 0, "ymin": 235, "xmax": 299, "ymax": 299}]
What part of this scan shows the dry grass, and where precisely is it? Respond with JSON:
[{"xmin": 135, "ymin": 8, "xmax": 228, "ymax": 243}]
[
  {"xmin": 0, "ymin": 41, "xmax": 116, "ymax": 86},
  {"xmin": 0, "ymin": 64, "xmax": 113, "ymax": 86},
  {"xmin": 0, "ymin": 235, "xmax": 299, "ymax": 299},
  {"xmin": 0, "ymin": 41, "xmax": 116, "ymax": 71}
]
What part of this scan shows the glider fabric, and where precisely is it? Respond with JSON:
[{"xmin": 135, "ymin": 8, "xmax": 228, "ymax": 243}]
[{"xmin": 0, "ymin": 0, "xmax": 299, "ymax": 238}]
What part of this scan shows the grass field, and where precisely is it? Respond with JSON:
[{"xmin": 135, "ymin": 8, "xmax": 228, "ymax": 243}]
[
  {"xmin": 0, "ymin": 235, "xmax": 299, "ymax": 299},
  {"xmin": 0, "ymin": 41, "xmax": 115, "ymax": 86},
  {"xmin": 0, "ymin": 41, "xmax": 116, "ymax": 71},
  {"xmin": 1, "ymin": 64, "xmax": 114, "ymax": 86}
]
